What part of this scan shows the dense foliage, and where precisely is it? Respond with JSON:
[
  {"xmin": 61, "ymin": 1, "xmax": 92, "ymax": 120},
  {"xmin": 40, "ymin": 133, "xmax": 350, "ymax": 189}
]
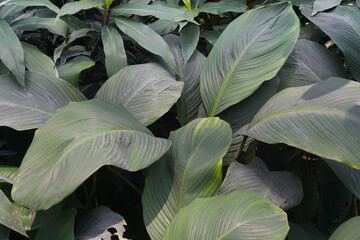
[{"xmin": 0, "ymin": 0, "xmax": 359, "ymax": 239}]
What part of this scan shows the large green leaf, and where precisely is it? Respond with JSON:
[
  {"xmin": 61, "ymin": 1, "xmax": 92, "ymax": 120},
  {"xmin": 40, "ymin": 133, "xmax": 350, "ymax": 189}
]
[
  {"xmin": 162, "ymin": 190, "xmax": 289, "ymax": 240},
  {"xmin": 0, "ymin": 19, "xmax": 25, "ymax": 87},
  {"xmin": 12, "ymin": 99, "xmax": 171, "ymax": 210},
  {"xmin": 179, "ymin": 24, "xmax": 199, "ymax": 66},
  {"xmin": 96, "ymin": 63, "xmax": 183, "ymax": 126},
  {"xmin": 0, "ymin": 0, "xmax": 59, "ymax": 13},
  {"xmin": 312, "ymin": 0, "xmax": 342, "ymax": 16},
  {"xmin": 101, "ymin": 26, "xmax": 127, "ymax": 77},
  {"xmin": 149, "ymin": 19, "xmax": 178, "ymax": 35},
  {"xmin": 0, "ymin": 167, "xmax": 18, "ymax": 184},
  {"xmin": 0, "ymin": 190, "xmax": 27, "ymax": 237},
  {"xmin": 278, "ymin": 39, "xmax": 346, "ymax": 91},
  {"xmin": 34, "ymin": 208, "xmax": 77, "ymax": 240},
  {"xmin": 75, "ymin": 206, "xmax": 126, "ymax": 240},
  {"xmin": 198, "ymin": 0, "xmax": 246, "ymax": 14},
  {"xmin": 57, "ymin": 56, "xmax": 95, "ymax": 87},
  {"xmin": 113, "ymin": 16, "xmax": 176, "ymax": 70},
  {"xmin": 329, "ymin": 217, "xmax": 360, "ymax": 240},
  {"xmin": 301, "ymin": 5, "xmax": 360, "ymax": 81},
  {"xmin": 200, "ymin": 2, "xmax": 299, "ymax": 117},
  {"xmin": 57, "ymin": 0, "xmax": 103, "ymax": 17},
  {"xmin": 219, "ymin": 158, "xmax": 303, "ymax": 210},
  {"xmin": 111, "ymin": 3, "xmax": 198, "ymax": 24},
  {"xmin": 22, "ymin": 42, "xmax": 58, "ymax": 77},
  {"xmin": 244, "ymin": 77, "xmax": 360, "ymax": 169},
  {"xmin": 142, "ymin": 118, "xmax": 232, "ymax": 240},
  {"xmin": 11, "ymin": 17, "xmax": 69, "ymax": 37},
  {"xmin": 0, "ymin": 71, "xmax": 86, "ymax": 130}
]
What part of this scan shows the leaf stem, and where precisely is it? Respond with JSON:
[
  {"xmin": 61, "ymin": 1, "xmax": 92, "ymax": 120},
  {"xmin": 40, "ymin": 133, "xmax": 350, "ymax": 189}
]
[
  {"xmin": 234, "ymin": 135, "xmax": 248, "ymax": 162},
  {"xmin": 106, "ymin": 166, "xmax": 142, "ymax": 195}
]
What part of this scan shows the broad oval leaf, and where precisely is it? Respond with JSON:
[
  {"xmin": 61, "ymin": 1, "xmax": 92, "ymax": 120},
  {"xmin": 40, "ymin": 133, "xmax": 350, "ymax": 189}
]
[
  {"xmin": 142, "ymin": 118, "xmax": 232, "ymax": 240},
  {"xmin": 75, "ymin": 206, "xmax": 126, "ymax": 240},
  {"xmin": 0, "ymin": 71, "xmax": 86, "ymax": 130},
  {"xmin": 12, "ymin": 99, "xmax": 171, "ymax": 210},
  {"xmin": 162, "ymin": 190, "xmax": 289, "ymax": 240},
  {"xmin": 0, "ymin": 19, "xmax": 25, "ymax": 87},
  {"xmin": 57, "ymin": 56, "xmax": 95, "ymax": 87},
  {"xmin": 0, "ymin": 166, "xmax": 18, "ymax": 184},
  {"xmin": 198, "ymin": 0, "xmax": 247, "ymax": 14},
  {"xmin": 278, "ymin": 39, "xmax": 347, "ymax": 91},
  {"xmin": 312, "ymin": 0, "xmax": 342, "ymax": 16},
  {"xmin": 200, "ymin": 2, "xmax": 299, "ymax": 117},
  {"xmin": 219, "ymin": 157, "xmax": 303, "ymax": 210},
  {"xmin": 301, "ymin": 5, "xmax": 360, "ymax": 81},
  {"xmin": 96, "ymin": 63, "xmax": 183, "ymax": 126},
  {"xmin": 329, "ymin": 216, "xmax": 360, "ymax": 240},
  {"xmin": 244, "ymin": 77, "xmax": 360, "ymax": 169}
]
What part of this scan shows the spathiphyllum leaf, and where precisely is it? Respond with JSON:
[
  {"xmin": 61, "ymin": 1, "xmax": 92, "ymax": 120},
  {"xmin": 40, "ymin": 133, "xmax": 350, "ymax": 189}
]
[
  {"xmin": 0, "ymin": 71, "xmax": 86, "ymax": 130},
  {"xmin": 162, "ymin": 191, "xmax": 289, "ymax": 240},
  {"xmin": 200, "ymin": 2, "xmax": 299, "ymax": 117},
  {"xmin": 301, "ymin": 5, "xmax": 360, "ymax": 81},
  {"xmin": 244, "ymin": 77, "xmax": 360, "ymax": 169},
  {"xmin": 142, "ymin": 118, "xmax": 232, "ymax": 240},
  {"xmin": 12, "ymin": 99, "xmax": 171, "ymax": 210},
  {"xmin": 329, "ymin": 217, "xmax": 360, "ymax": 240}
]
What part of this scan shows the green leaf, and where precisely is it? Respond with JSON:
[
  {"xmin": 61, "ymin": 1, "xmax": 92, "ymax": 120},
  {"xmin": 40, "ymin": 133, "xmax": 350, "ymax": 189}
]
[
  {"xmin": 179, "ymin": 24, "xmax": 199, "ymax": 65},
  {"xmin": 0, "ymin": 224, "xmax": 10, "ymax": 239},
  {"xmin": 149, "ymin": 19, "xmax": 178, "ymax": 35},
  {"xmin": 301, "ymin": 5, "xmax": 360, "ymax": 81},
  {"xmin": 22, "ymin": 42, "xmax": 58, "ymax": 77},
  {"xmin": 34, "ymin": 208, "xmax": 77, "ymax": 240},
  {"xmin": 312, "ymin": 0, "xmax": 342, "ymax": 16},
  {"xmin": 182, "ymin": 0, "xmax": 191, "ymax": 9},
  {"xmin": 201, "ymin": 30, "xmax": 220, "ymax": 45},
  {"xmin": 198, "ymin": 0, "xmax": 247, "ymax": 14},
  {"xmin": 192, "ymin": 0, "xmax": 205, "ymax": 8},
  {"xmin": 101, "ymin": 26, "xmax": 127, "ymax": 77},
  {"xmin": 0, "ymin": 0, "xmax": 60, "ymax": 14},
  {"xmin": 219, "ymin": 158, "xmax": 303, "ymax": 210},
  {"xmin": 142, "ymin": 118, "xmax": 232, "ymax": 240},
  {"xmin": 244, "ymin": 77, "xmax": 360, "ymax": 169},
  {"xmin": 0, "ymin": 166, "xmax": 18, "ymax": 185},
  {"xmin": 75, "ymin": 206, "xmax": 126, "ymax": 240},
  {"xmin": 57, "ymin": 56, "xmax": 95, "ymax": 87},
  {"xmin": 162, "ymin": 190, "xmax": 289, "ymax": 240},
  {"xmin": 0, "ymin": 190, "xmax": 27, "ymax": 237},
  {"xmin": 0, "ymin": 19, "xmax": 25, "ymax": 87},
  {"xmin": 329, "ymin": 217, "xmax": 360, "ymax": 240},
  {"xmin": 111, "ymin": 3, "xmax": 198, "ymax": 24},
  {"xmin": 96, "ymin": 63, "xmax": 183, "ymax": 126},
  {"xmin": 12, "ymin": 99, "xmax": 171, "ymax": 210},
  {"xmin": 278, "ymin": 39, "xmax": 347, "ymax": 91},
  {"xmin": 288, "ymin": 222, "xmax": 325, "ymax": 240},
  {"xmin": 11, "ymin": 17, "xmax": 69, "ymax": 38},
  {"xmin": 0, "ymin": 71, "xmax": 86, "ymax": 130},
  {"xmin": 113, "ymin": 16, "xmax": 176, "ymax": 70},
  {"xmin": 200, "ymin": 2, "xmax": 299, "ymax": 117},
  {"xmin": 357, "ymin": 0, "xmax": 360, "ymax": 8},
  {"xmin": 57, "ymin": 0, "xmax": 103, "ymax": 17}
]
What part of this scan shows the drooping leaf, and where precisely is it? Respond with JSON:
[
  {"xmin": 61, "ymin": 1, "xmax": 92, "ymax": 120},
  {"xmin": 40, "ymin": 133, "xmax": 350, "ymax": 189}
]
[
  {"xmin": 0, "ymin": 0, "xmax": 59, "ymax": 14},
  {"xmin": 0, "ymin": 190, "xmax": 27, "ymax": 237},
  {"xmin": 179, "ymin": 24, "xmax": 199, "ymax": 65},
  {"xmin": 0, "ymin": 5, "xmax": 25, "ymax": 23},
  {"xmin": 198, "ymin": 0, "xmax": 247, "ymax": 14},
  {"xmin": 288, "ymin": 222, "xmax": 325, "ymax": 240},
  {"xmin": 0, "ymin": 166, "xmax": 18, "ymax": 185},
  {"xmin": 12, "ymin": 99, "xmax": 171, "ymax": 210},
  {"xmin": 278, "ymin": 39, "xmax": 346, "ymax": 91},
  {"xmin": 312, "ymin": 0, "xmax": 342, "ymax": 16},
  {"xmin": 200, "ymin": 2, "xmax": 299, "ymax": 117},
  {"xmin": 21, "ymin": 42, "xmax": 58, "ymax": 77},
  {"xmin": 34, "ymin": 208, "xmax": 77, "ymax": 240},
  {"xmin": 162, "ymin": 190, "xmax": 289, "ymax": 240},
  {"xmin": 0, "ymin": 71, "xmax": 86, "ymax": 130},
  {"xmin": 57, "ymin": 0, "xmax": 103, "ymax": 17},
  {"xmin": 101, "ymin": 26, "xmax": 127, "ymax": 77},
  {"xmin": 0, "ymin": 19, "xmax": 25, "ymax": 87},
  {"xmin": 244, "ymin": 77, "xmax": 360, "ymax": 169},
  {"xmin": 11, "ymin": 17, "xmax": 69, "ymax": 37},
  {"xmin": 301, "ymin": 5, "xmax": 360, "ymax": 81},
  {"xmin": 219, "ymin": 158, "xmax": 303, "ymax": 210},
  {"xmin": 57, "ymin": 56, "xmax": 95, "ymax": 87},
  {"xmin": 75, "ymin": 206, "xmax": 126, "ymax": 240},
  {"xmin": 329, "ymin": 217, "xmax": 360, "ymax": 240},
  {"xmin": 149, "ymin": 19, "xmax": 178, "ymax": 35},
  {"xmin": 96, "ymin": 63, "xmax": 183, "ymax": 126},
  {"xmin": 113, "ymin": 16, "xmax": 176, "ymax": 70},
  {"xmin": 142, "ymin": 118, "xmax": 231, "ymax": 240}
]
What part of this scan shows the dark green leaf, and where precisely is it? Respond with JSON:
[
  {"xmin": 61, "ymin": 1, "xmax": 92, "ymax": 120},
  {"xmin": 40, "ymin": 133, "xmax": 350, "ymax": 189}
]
[
  {"xmin": 0, "ymin": 0, "xmax": 59, "ymax": 14},
  {"xmin": 57, "ymin": 56, "xmax": 95, "ymax": 87},
  {"xmin": 312, "ymin": 0, "xmax": 342, "ymax": 16},
  {"xmin": 179, "ymin": 24, "xmax": 199, "ymax": 65}
]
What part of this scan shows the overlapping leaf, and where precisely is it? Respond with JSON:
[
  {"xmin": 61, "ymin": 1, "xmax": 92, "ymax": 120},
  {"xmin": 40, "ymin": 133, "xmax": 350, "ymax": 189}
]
[
  {"xmin": 198, "ymin": 0, "xmax": 246, "ymax": 14},
  {"xmin": 12, "ymin": 99, "xmax": 171, "ymax": 210},
  {"xmin": 0, "ymin": 167, "xmax": 18, "ymax": 184},
  {"xmin": 200, "ymin": 2, "xmax": 299, "ymax": 116},
  {"xmin": 57, "ymin": 56, "xmax": 95, "ymax": 87},
  {"xmin": 329, "ymin": 217, "xmax": 360, "ymax": 240},
  {"xmin": 244, "ymin": 77, "xmax": 360, "ymax": 169},
  {"xmin": 312, "ymin": 0, "xmax": 342, "ymax": 16},
  {"xmin": 142, "ymin": 118, "xmax": 232, "ymax": 240},
  {"xmin": 12, "ymin": 17, "xmax": 69, "ymax": 37},
  {"xmin": 57, "ymin": 0, "xmax": 103, "ymax": 17},
  {"xmin": 0, "ymin": 0, "xmax": 59, "ymax": 13}
]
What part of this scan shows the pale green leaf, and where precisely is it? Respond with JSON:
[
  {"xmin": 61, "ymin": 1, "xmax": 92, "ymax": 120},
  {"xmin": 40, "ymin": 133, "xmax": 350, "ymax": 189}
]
[
  {"xmin": 96, "ymin": 63, "xmax": 183, "ymax": 126},
  {"xmin": 179, "ymin": 24, "xmax": 199, "ymax": 65},
  {"xmin": 0, "ymin": 166, "xmax": 18, "ymax": 185},
  {"xmin": 163, "ymin": 191, "xmax": 289, "ymax": 240},
  {"xmin": 101, "ymin": 26, "xmax": 127, "ymax": 77},
  {"xmin": 200, "ymin": 2, "xmax": 299, "ymax": 116},
  {"xmin": 0, "ymin": 19, "xmax": 25, "ymax": 87},
  {"xmin": 0, "ymin": 0, "xmax": 59, "ymax": 14},
  {"xmin": 57, "ymin": 0, "xmax": 103, "ymax": 17},
  {"xmin": 12, "ymin": 99, "xmax": 171, "ymax": 210},
  {"xmin": 244, "ymin": 77, "xmax": 360, "ymax": 169},
  {"xmin": 329, "ymin": 217, "xmax": 360, "ymax": 240},
  {"xmin": 11, "ymin": 17, "xmax": 69, "ymax": 37},
  {"xmin": 142, "ymin": 118, "xmax": 232, "ymax": 240},
  {"xmin": 198, "ymin": 0, "xmax": 247, "ymax": 14},
  {"xmin": 312, "ymin": 0, "xmax": 342, "ymax": 16},
  {"xmin": 0, "ymin": 71, "xmax": 86, "ymax": 130},
  {"xmin": 182, "ymin": 0, "xmax": 191, "ymax": 9},
  {"xmin": 57, "ymin": 56, "xmax": 95, "ymax": 87}
]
